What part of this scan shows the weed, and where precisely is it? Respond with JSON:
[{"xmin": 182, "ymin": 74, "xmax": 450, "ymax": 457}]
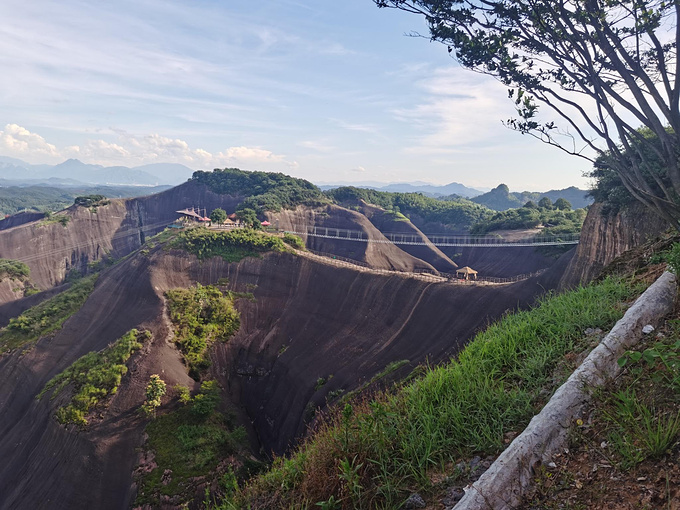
[{"xmin": 315, "ymin": 377, "xmax": 327, "ymax": 391}]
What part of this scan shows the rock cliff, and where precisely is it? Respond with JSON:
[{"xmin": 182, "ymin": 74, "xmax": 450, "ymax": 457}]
[{"xmin": 560, "ymin": 202, "xmax": 669, "ymax": 288}]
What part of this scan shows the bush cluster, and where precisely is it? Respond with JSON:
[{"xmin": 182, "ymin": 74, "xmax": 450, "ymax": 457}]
[
  {"xmin": 136, "ymin": 380, "xmax": 251, "ymax": 507},
  {"xmin": 174, "ymin": 227, "xmax": 288, "ymax": 262},
  {"xmin": 0, "ymin": 274, "xmax": 97, "ymax": 352},
  {"xmin": 0, "ymin": 258, "xmax": 30, "ymax": 280},
  {"xmin": 166, "ymin": 284, "xmax": 240, "ymax": 378},
  {"xmin": 37, "ymin": 329, "xmax": 149, "ymax": 425}
]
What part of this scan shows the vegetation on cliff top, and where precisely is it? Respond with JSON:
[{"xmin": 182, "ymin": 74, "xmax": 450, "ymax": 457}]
[
  {"xmin": 0, "ymin": 258, "xmax": 30, "ymax": 280},
  {"xmin": 166, "ymin": 284, "xmax": 240, "ymax": 378},
  {"xmin": 191, "ymin": 167, "xmax": 327, "ymax": 214},
  {"xmin": 214, "ymin": 276, "xmax": 642, "ymax": 509},
  {"xmin": 37, "ymin": 329, "xmax": 149, "ymax": 425},
  {"xmin": 173, "ymin": 227, "xmax": 289, "ymax": 262},
  {"xmin": 470, "ymin": 202, "xmax": 587, "ymax": 235},
  {"xmin": 328, "ymin": 186, "xmax": 586, "ymax": 236},
  {"xmin": 326, "ymin": 186, "xmax": 491, "ymax": 232},
  {"xmin": 0, "ymin": 274, "xmax": 97, "ymax": 352}
]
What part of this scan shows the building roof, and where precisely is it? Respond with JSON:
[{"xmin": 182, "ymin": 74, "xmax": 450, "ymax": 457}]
[
  {"xmin": 176, "ymin": 209, "xmax": 209, "ymax": 221},
  {"xmin": 456, "ymin": 266, "xmax": 478, "ymax": 275}
]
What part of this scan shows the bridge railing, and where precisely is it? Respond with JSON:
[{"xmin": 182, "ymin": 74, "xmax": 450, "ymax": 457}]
[
  {"xmin": 306, "ymin": 250, "xmax": 546, "ymax": 284},
  {"xmin": 286, "ymin": 226, "xmax": 580, "ymax": 247}
]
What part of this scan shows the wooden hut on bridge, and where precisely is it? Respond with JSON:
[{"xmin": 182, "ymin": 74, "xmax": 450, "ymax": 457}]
[{"xmin": 456, "ymin": 266, "xmax": 478, "ymax": 280}]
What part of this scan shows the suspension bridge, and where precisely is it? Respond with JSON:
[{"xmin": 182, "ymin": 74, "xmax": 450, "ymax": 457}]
[{"xmin": 284, "ymin": 226, "xmax": 580, "ymax": 248}]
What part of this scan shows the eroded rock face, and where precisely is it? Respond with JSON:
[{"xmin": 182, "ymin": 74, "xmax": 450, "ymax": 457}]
[
  {"xmin": 560, "ymin": 202, "xmax": 669, "ymax": 289},
  {"xmin": 0, "ymin": 181, "xmax": 242, "ymax": 290}
]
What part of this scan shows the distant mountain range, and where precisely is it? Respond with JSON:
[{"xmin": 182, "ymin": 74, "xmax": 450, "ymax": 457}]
[
  {"xmin": 471, "ymin": 184, "xmax": 593, "ymax": 210},
  {"xmin": 0, "ymin": 156, "xmax": 195, "ymax": 186},
  {"xmin": 318, "ymin": 180, "xmax": 592, "ymax": 209},
  {"xmin": 317, "ymin": 180, "xmax": 486, "ymax": 198}
]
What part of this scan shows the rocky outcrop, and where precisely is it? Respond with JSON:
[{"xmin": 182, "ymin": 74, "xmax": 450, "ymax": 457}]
[
  {"xmin": 0, "ymin": 244, "xmax": 556, "ymax": 510},
  {"xmin": 0, "ymin": 181, "xmax": 243, "ymax": 290},
  {"xmin": 358, "ymin": 202, "xmax": 459, "ymax": 272},
  {"xmin": 267, "ymin": 204, "xmax": 438, "ymax": 273},
  {"xmin": 560, "ymin": 202, "xmax": 669, "ymax": 289}
]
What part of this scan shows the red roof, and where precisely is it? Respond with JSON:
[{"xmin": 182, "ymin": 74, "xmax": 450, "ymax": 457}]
[{"xmin": 261, "ymin": 220, "xmax": 271, "ymax": 226}]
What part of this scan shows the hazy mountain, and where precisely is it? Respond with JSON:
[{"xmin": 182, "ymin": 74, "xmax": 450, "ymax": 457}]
[
  {"xmin": 318, "ymin": 181, "xmax": 484, "ymax": 198},
  {"xmin": 471, "ymin": 184, "xmax": 592, "ymax": 210},
  {"xmin": 0, "ymin": 156, "xmax": 195, "ymax": 186}
]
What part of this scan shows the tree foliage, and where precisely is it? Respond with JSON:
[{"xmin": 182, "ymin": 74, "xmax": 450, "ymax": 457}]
[
  {"xmin": 209, "ymin": 208, "xmax": 227, "ymax": 225},
  {"xmin": 375, "ymin": 0, "xmax": 680, "ymax": 228},
  {"xmin": 142, "ymin": 374, "xmax": 167, "ymax": 417}
]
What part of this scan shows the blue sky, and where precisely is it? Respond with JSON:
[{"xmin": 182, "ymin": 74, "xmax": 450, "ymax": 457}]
[{"xmin": 0, "ymin": 0, "xmax": 593, "ymax": 191}]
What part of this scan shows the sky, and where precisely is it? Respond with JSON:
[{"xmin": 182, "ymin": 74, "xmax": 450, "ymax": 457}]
[{"xmin": 0, "ymin": 0, "xmax": 595, "ymax": 191}]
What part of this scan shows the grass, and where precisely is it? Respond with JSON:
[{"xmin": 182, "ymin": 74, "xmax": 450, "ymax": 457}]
[
  {"xmin": 0, "ymin": 274, "xmax": 97, "ymax": 352},
  {"xmin": 598, "ymin": 328, "xmax": 680, "ymax": 469},
  {"xmin": 37, "ymin": 329, "xmax": 149, "ymax": 425},
  {"xmin": 173, "ymin": 226, "xmax": 289, "ymax": 262},
  {"xmin": 523, "ymin": 319, "xmax": 680, "ymax": 509},
  {"xmin": 214, "ymin": 276, "xmax": 642, "ymax": 509},
  {"xmin": 135, "ymin": 380, "xmax": 253, "ymax": 507},
  {"xmin": 166, "ymin": 284, "xmax": 240, "ymax": 378}
]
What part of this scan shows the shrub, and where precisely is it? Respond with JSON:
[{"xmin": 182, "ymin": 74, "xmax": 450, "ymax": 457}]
[
  {"xmin": 0, "ymin": 274, "xmax": 97, "ymax": 352},
  {"xmin": 283, "ymin": 233, "xmax": 305, "ymax": 250},
  {"xmin": 38, "ymin": 329, "xmax": 149, "ymax": 425},
  {"xmin": 166, "ymin": 284, "xmax": 240, "ymax": 378},
  {"xmin": 0, "ymin": 258, "xmax": 30, "ymax": 280},
  {"xmin": 173, "ymin": 227, "xmax": 288, "ymax": 262}
]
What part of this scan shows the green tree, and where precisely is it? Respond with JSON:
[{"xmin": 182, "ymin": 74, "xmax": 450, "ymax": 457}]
[
  {"xmin": 554, "ymin": 198, "xmax": 572, "ymax": 211},
  {"xmin": 236, "ymin": 208, "xmax": 261, "ymax": 229},
  {"xmin": 538, "ymin": 197, "xmax": 553, "ymax": 210},
  {"xmin": 142, "ymin": 374, "xmax": 166, "ymax": 417},
  {"xmin": 375, "ymin": 0, "xmax": 680, "ymax": 230},
  {"xmin": 209, "ymin": 208, "xmax": 227, "ymax": 225},
  {"xmin": 523, "ymin": 200, "xmax": 538, "ymax": 209}
]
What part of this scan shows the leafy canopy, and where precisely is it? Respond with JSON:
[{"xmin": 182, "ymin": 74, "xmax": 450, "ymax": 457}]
[{"xmin": 375, "ymin": 0, "xmax": 680, "ymax": 229}]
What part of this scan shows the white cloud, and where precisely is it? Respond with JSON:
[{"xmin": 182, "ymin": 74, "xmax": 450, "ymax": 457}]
[
  {"xmin": 0, "ymin": 124, "xmax": 296, "ymax": 171},
  {"xmin": 298, "ymin": 140, "xmax": 335, "ymax": 152},
  {"xmin": 393, "ymin": 68, "xmax": 516, "ymax": 154},
  {"xmin": 351, "ymin": 166, "xmax": 366, "ymax": 173},
  {"xmin": 0, "ymin": 124, "xmax": 61, "ymax": 163}
]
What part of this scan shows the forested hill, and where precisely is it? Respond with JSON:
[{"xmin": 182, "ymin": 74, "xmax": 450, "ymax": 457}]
[
  {"xmin": 471, "ymin": 184, "xmax": 592, "ymax": 211},
  {"xmin": 190, "ymin": 168, "xmax": 328, "ymax": 214},
  {"xmin": 325, "ymin": 186, "xmax": 491, "ymax": 232},
  {"xmin": 0, "ymin": 184, "xmax": 171, "ymax": 217}
]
